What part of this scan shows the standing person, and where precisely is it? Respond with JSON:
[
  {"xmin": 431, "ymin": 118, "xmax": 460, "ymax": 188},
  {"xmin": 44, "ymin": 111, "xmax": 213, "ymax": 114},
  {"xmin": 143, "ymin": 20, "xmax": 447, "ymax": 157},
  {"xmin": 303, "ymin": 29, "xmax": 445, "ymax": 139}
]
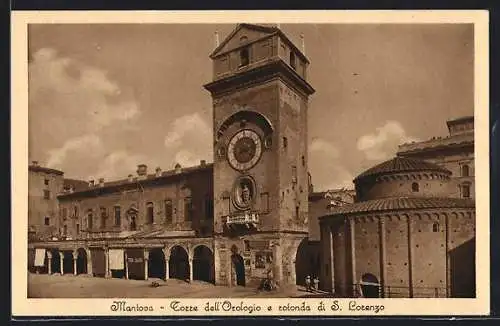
[
  {"xmin": 313, "ymin": 276, "xmax": 320, "ymax": 291},
  {"xmin": 305, "ymin": 275, "xmax": 311, "ymax": 292}
]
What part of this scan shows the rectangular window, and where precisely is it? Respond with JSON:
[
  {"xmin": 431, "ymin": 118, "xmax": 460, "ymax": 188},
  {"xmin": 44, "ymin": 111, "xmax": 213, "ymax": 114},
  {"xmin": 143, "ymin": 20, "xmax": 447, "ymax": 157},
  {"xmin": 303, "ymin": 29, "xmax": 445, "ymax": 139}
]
[
  {"xmin": 43, "ymin": 190, "xmax": 50, "ymax": 199},
  {"xmin": 100, "ymin": 207, "xmax": 106, "ymax": 229},
  {"xmin": 44, "ymin": 179, "xmax": 49, "ymax": 186},
  {"xmin": 88, "ymin": 213, "xmax": 93, "ymax": 230},
  {"xmin": 44, "ymin": 217, "xmax": 50, "ymax": 225},
  {"xmin": 114, "ymin": 206, "xmax": 121, "ymax": 226},
  {"xmin": 184, "ymin": 197, "xmax": 193, "ymax": 221},
  {"xmin": 74, "ymin": 206, "xmax": 78, "ymax": 217},
  {"xmin": 165, "ymin": 199, "xmax": 173, "ymax": 223},
  {"xmin": 204, "ymin": 196, "xmax": 213, "ymax": 220},
  {"xmin": 76, "ymin": 223, "xmax": 80, "ymax": 234},
  {"xmin": 292, "ymin": 165, "xmax": 297, "ymax": 184},
  {"xmin": 147, "ymin": 203, "xmax": 154, "ymax": 224},
  {"xmin": 63, "ymin": 224, "xmax": 67, "ymax": 235},
  {"xmin": 463, "ymin": 185, "xmax": 471, "ymax": 198},
  {"xmin": 62, "ymin": 208, "xmax": 68, "ymax": 220},
  {"xmin": 260, "ymin": 192, "xmax": 269, "ymax": 213}
]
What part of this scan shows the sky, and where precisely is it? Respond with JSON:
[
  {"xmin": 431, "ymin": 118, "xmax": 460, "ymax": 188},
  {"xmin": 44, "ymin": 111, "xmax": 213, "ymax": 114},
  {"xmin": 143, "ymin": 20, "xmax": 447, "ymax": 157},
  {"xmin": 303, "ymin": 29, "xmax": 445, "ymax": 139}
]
[{"xmin": 28, "ymin": 23, "xmax": 474, "ymax": 191}]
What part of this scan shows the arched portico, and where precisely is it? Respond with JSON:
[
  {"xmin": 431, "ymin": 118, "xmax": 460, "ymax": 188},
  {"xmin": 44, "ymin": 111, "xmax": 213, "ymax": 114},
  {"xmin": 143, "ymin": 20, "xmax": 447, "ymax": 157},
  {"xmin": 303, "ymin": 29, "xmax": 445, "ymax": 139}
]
[{"xmin": 193, "ymin": 245, "xmax": 215, "ymax": 284}]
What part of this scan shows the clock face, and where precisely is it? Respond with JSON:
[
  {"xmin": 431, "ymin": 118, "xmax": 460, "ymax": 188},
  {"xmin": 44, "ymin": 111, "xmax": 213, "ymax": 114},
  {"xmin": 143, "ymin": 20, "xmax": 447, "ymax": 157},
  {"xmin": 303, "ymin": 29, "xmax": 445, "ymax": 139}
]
[{"xmin": 227, "ymin": 129, "xmax": 263, "ymax": 171}]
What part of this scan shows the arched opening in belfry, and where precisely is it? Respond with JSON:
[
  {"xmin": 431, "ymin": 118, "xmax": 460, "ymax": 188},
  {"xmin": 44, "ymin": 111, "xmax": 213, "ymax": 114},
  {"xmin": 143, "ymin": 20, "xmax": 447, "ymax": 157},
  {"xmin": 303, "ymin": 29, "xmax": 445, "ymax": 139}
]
[
  {"xmin": 62, "ymin": 251, "xmax": 74, "ymax": 274},
  {"xmin": 148, "ymin": 248, "xmax": 166, "ymax": 280},
  {"xmin": 193, "ymin": 245, "xmax": 215, "ymax": 284},
  {"xmin": 169, "ymin": 246, "xmax": 189, "ymax": 281},
  {"xmin": 76, "ymin": 248, "xmax": 88, "ymax": 275},
  {"xmin": 50, "ymin": 249, "xmax": 61, "ymax": 274},
  {"xmin": 295, "ymin": 238, "xmax": 311, "ymax": 286},
  {"xmin": 360, "ymin": 273, "xmax": 381, "ymax": 298}
]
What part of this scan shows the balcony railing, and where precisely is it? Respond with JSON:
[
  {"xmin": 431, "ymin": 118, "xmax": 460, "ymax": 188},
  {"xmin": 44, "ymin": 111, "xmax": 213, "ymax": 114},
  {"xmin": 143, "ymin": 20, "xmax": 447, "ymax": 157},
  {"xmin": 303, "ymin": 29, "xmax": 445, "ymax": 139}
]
[{"xmin": 224, "ymin": 211, "xmax": 260, "ymax": 227}]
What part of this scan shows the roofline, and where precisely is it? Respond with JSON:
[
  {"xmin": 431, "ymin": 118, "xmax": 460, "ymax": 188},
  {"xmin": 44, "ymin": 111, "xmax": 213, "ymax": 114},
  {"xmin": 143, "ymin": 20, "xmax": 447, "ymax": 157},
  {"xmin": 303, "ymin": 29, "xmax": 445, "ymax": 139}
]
[
  {"xmin": 29, "ymin": 165, "xmax": 64, "ymax": 176},
  {"xmin": 210, "ymin": 24, "xmax": 310, "ymax": 64},
  {"xmin": 58, "ymin": 163, "xmax": 213, "ymax": 199}
]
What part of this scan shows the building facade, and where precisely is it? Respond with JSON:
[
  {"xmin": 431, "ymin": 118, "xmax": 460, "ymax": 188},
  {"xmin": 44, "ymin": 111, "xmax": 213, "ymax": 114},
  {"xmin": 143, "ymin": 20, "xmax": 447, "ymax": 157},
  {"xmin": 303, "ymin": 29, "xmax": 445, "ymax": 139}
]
[
  {"xmin": 28, "ymin": 24, "xmax": 318, "ymax": 288},
  {"xmin": 319, "ymin": 157, "xmax": 476, "ymax": 298},
  {"xmin": 397, "ymin": 116, "xmax": 474, "ymax": 199}
]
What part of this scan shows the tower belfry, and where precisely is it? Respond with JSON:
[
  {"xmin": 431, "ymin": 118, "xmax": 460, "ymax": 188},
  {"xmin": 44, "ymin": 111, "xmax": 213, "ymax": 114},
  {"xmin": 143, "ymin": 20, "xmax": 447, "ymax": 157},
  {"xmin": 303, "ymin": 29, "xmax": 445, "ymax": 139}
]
[{"xmin": 204, "ymin": 23, "xmax": 315, "ymax": 286}]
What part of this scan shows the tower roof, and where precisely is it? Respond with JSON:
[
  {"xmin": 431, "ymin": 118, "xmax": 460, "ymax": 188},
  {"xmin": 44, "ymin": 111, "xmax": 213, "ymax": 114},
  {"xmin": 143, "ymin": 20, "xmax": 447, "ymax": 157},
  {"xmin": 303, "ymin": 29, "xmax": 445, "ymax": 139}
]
[
  {"xmin": 210, "ymin": 23, "xmax": 310, "ymax": 64},
  {"xmin": 354, "ymin": 156, "xmax": 451, "ymax": 182}
]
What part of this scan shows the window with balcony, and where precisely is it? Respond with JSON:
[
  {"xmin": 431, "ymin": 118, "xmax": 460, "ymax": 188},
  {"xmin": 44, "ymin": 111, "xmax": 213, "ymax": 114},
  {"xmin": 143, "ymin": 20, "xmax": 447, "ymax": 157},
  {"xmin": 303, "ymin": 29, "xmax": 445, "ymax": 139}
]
[
  {"xmin": 165, "ymin": 199, "xmax": 173, "ymax": 223},
  {"xmin": 146, "ymin": 202, "xmax": 154, "ymax": 224}
]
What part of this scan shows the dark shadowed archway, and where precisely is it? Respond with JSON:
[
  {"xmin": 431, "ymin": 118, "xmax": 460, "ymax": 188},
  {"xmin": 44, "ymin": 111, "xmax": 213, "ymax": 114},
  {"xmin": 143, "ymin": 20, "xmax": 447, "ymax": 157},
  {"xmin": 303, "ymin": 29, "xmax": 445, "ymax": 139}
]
[
  {"xmin": 295, "ymin": 238, "xmax": 310, "ymax": 285},
  {"xmin": 169, "ymin": 246, "xmax": 189, "ymax": 280},
  {"xmin": 50, "ymin": 249, "xmax": 61, "ymax": 274},
  {"xmin": 361, "ymin": 273, "xmax": 381, "ymax": 298},
  {"xmin": 231, "ymin": 253, "xmax": 245, "ymax": 286},
  {"xmin": 62, "ymin": 251, "xmax": 74, "ymax": 274},
  {"xmin": 148, "ymin": 248, "xmax": 166, "ymax": 280},
  {"xmin": 193, "ymin": 245, "xmax": 215, "ymax": 284},
  {"xmin": 76, "ymin": 248, "xmax": 88, "ymax": 274}
]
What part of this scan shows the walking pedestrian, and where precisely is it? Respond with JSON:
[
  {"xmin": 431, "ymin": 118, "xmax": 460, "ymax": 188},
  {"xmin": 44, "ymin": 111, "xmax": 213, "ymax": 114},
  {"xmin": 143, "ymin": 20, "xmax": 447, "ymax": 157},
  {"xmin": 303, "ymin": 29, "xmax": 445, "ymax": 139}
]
[{"xmin": 305, "ymin": 275, "xmax": 311, "ymax": 292}]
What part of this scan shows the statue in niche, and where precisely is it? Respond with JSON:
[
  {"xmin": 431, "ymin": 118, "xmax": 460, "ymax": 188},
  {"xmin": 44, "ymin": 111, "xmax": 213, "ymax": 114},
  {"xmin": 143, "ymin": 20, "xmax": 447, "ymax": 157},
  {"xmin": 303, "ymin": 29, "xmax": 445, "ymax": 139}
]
[{"xmin": 233, "ymin": 177, "xmax": 255, "ymax": 210}]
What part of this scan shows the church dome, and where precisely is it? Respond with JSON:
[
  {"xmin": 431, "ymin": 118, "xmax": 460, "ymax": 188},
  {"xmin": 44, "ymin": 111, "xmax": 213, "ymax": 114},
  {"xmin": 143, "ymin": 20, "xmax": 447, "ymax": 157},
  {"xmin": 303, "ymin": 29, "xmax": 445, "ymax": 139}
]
[
  {"xmin": 353, "ymin": 157, "xmax": 453, "ymax": 201},
  {"xmin": 354, "ymin": 156, "xmax": 451, "ymax": 182}
]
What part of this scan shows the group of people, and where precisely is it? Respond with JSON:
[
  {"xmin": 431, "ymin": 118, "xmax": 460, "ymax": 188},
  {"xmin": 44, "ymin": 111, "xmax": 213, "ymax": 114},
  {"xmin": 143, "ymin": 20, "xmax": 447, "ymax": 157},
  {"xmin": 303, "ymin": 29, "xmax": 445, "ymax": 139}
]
[{"xmin": 305, "ymin": 275, "xmax": 319, "ymax": 292}]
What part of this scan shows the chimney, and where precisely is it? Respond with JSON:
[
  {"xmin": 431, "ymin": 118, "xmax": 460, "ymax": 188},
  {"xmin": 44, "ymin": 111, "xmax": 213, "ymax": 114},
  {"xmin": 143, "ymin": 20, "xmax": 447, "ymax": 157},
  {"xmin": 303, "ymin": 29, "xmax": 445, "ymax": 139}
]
[
  {"xmin": 137, "ymin": 164, "xmax": 148, "ymax": 180},
  {"xmin": 128, "ymin": 174, "xmax": 134, "ymax": 182},
  {"xmin": 98, "ymin": 178, "xmax": 105, "ymax": 187},
  {"xmin": 88, "ymin": 180, "xmax": 94, "ymax": 187},
  {"xmin": 214, "ymin": 31, "xmax": 220, "ymax": 48},
  {"xmin": 300, "ymin": 33, "xmax": 305, "ymax": 54},
  {"xmin": 155, "ymin": 167, "xmax": 162, "ymax": 177},
  {"xmin": 200, "ymin": 160, "xmax": 206, "ymax": 167},
  {"xmin": 32, "ymin": 160, "xmax": 39, "ymax": 167},
  {"xmin": 174, "ymin": 163, "xmax": 182, "ymax": 174}
]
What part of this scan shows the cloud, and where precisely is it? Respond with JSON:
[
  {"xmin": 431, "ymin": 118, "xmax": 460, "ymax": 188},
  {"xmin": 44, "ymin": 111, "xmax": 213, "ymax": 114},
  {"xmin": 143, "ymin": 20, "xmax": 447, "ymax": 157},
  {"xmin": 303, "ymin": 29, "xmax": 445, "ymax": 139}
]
[
  {"xmin": 46, "ymin": 134, "xmax": 103, "ymax": 168},
  {"xmin": 163, "ymin": 113, "xmax": 213, "ymax": 167},
  {"xmin": 308, "ymin": 138, "xmax": 355, "ymax": 191},
  {"xmin": 29, "ymin": 48, "xmax": 143, "ymax": 178},
  {"xmin": 356, "ymin": 120, "xmax": 419, "ymax": 161},
  {"xmin": 93, "ymin": 150, "xmax": 149, "ymax": 180}
]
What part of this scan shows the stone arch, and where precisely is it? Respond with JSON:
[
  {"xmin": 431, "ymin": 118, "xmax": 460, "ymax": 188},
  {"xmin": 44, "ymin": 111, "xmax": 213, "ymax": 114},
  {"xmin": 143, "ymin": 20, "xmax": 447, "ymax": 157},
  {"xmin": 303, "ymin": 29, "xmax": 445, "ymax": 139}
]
[
  {"xmin": 193, "ymin": 245, "xmax": 215, "ymax": 284},
  {"xmin": 76, "ymin": 248, "xmax": 88, "ymax": 274},
  {"xmin": 295, "ymin": 238, "xmax": 312, "ymax": 286},
  {"xmin": 49, "ymin": 249, "xmax": 61, "ymax": 274},
  {"xmin": 62, "ymin": 250, "xmax": 74, "ymax": 274},
  {"xmin": 148, "ymin": 248, "xmax": 166, "ymax": 280},
  {"xmin": 216, "ymin": 110, "xmax": 274, "ymax": 141},
  {"xmin": 169, "ymin": 245, "xmax": 189, "ymax": 280}
]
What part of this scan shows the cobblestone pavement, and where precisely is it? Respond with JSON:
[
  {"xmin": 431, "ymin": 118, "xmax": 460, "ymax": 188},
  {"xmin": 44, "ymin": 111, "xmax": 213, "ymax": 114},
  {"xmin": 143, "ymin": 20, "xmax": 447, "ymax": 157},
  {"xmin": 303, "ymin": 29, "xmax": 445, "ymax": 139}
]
[{"xmin": 28, "ymin": 273, "xmax": 332, "ymax": 298}]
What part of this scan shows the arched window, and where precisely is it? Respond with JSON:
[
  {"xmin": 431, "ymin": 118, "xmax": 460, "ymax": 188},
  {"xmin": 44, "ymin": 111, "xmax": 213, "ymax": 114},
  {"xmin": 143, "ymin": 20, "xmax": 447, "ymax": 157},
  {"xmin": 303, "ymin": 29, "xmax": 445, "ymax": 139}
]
[
  {"xmin": 146, "ymin": 202, "xmax": 154, "ymax": 224},
  {"xmin": 411, "ymin": 182, "xmax": 419, "ymax": 192},
  {"xmin": 290, "ymin": 51, "xmax": 296, "ymax": 70},
  {"xmin": 432, "ymin": 222, "xmax": 439, "ymax": 232},
  {"xmin": 239, "ymin": 47, "xmax": 249, "ymax": 67},
  {"xmin": 461, "ymin": 164, "xmax": 470, "ymax": 177}
]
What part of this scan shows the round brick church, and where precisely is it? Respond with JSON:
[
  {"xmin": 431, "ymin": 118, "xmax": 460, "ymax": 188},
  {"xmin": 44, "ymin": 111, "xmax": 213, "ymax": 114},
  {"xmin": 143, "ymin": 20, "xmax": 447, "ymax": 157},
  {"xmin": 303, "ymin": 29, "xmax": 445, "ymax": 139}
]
[{"xmin": 318, "ymin": 156, "xmax": 475, "ymax": 298}]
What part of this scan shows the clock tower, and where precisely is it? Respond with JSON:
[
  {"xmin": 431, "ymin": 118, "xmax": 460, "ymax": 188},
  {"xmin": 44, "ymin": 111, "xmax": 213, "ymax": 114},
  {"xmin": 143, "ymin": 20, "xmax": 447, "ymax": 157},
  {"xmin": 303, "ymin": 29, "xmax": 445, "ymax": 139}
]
[{"xmin": 204, "ymin": 24, "xmax": 315, "ymax": 287}]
